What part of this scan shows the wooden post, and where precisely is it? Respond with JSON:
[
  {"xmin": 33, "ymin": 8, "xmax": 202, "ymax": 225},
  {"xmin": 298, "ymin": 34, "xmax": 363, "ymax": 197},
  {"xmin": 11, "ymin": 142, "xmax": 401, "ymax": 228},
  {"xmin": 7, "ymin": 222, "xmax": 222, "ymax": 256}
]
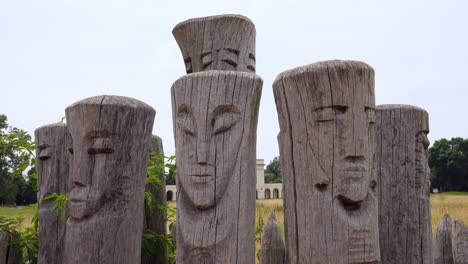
[
  {"xmin": 260, "ymin": 213, "xmax": 285, "ymax": 264},
  {"xmin": 376, "ymin": 104, "xmax": 432, "ymax": 263},
  {"xmin": 273, "ymin": 60, "xmax": 380, "ymax": 264},
  {"xmin": 0, "ymin": 231, "xmax": 22, "ymax": 264},
  {"xmin": 172, "ymin": 71, "xmax": 262, "ymax": 263},
  {"xmin": 452, "ymin": 219, "xmax": 468, "ymax": 264},
  {"xmin": 64, "ymin": 95, "xmax": 155, "ymax": 264},
  {"xmin": 35, "ymin": 123, "xmax": 71, "ymax": 264},
  {"xmin": 142, "ymin": 135, "xmax": 167, "ymax": 264},
  {"xmin": 434, "ymin": 214, "xmax": 454, "ymax": 264},
  {"xmin": 173, "ymin": 14, "xmax": 256, "ymax": 74}
]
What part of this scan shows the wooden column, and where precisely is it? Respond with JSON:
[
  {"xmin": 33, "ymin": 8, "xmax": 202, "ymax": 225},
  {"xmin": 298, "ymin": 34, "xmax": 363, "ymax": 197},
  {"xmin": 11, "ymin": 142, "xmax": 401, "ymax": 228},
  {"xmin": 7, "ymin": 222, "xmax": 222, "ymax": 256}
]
[
  {"xmin": 274, "ymin": 60, "xmax": 379, "ymax": 264},
  {"xmin": 376, "ymin": 104, "xmax": 432, "ymax": 263},
  {"xmin": 142, "ymin": 135, "xmax": 167, "ymax": 264},
  {"xmin": 172, "ymin": 71, "xmax": 262, "ymax": 263},
  {"xmin": 173, "ymin": 14, "xmax": 256, "ymax": 74},
  {"xmin": 64, "ymin": 95, "xmax": 155, "ymax": 264},
  {"xmin": 35, "ymin": 123, "xmax": 71, "ymax": 264},
  {"xmin": 260, "ymin": 213, "xmax": 285, "ymax": 264},
  {"xmin": 452, "ymin": 219, "xmax": 468, "ymax": 264},
  {"xmin": 434, "ymin": 214, "xmax": 454, "ymax": 264}
]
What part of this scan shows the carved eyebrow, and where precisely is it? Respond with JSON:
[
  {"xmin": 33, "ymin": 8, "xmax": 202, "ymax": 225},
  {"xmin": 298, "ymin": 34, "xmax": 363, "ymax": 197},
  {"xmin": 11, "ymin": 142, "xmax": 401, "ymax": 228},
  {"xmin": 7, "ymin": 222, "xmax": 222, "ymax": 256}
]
[
  {"xmin": 84, "ymin": 130, "xmax": 112, "ymax": 141},
  {"xmin": 212, "ymin": 104, "xmax": 240, "ymax": 117},
  {"xmin": 364, "ymin": 106, "xmax": 375, "ymax": 110},
  {"xmin": 38, "ymin": 144, "xmax": 49, "ymax": 150},
  {"xmin": 201, "ymin": 51, "xmax": 212, "ymax": 58},
  {"xmin": 314, "ymin": 105, "xmax": 348, "ymax": 112},
  {"xmin": 249, "ymin": 53, "xmax": 256, "ymax": 62},
  {"xmin": 178, "ymin": 104, "xmax": 192, "ymax": 114},
  {"xmin": 224, "ymin": 48, "xmax": 240, "ymax": 55}
]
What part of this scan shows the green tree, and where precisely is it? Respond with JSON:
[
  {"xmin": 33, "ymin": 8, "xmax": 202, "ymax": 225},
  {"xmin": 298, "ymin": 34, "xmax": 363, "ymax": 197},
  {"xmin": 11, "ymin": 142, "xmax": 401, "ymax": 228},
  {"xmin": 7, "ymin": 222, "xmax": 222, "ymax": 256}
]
[
  {"xmin": 0, "ymin": 114, "xmax": 36, "ymax": 205},
  {"xmin": 429, "ymin": 137, "xmax": 468, "ymax": 192},
  {"xmin": 265, "ymin": 157, "xmax": 282, "ymax": 183}
]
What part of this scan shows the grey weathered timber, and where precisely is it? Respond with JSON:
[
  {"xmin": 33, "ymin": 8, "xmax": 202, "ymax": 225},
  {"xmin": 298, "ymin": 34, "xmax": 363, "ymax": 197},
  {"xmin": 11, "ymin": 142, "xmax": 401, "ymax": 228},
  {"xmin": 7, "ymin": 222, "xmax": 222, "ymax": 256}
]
[
  {"xmin": 173, "ymin": 14, "xmax": 256, "ymax": 73},
  {"xmin": 434, "ymin": 214, "xmax": 454, "ymax": 264},
  {"xmin": 63, "ymin": 95, "xmax": 155, "ymax": 264},
  {"xmin": 452, "ymin": 219, "xmax": 468, "ymax": 264},
  {"xmin": 376, "ymin": 104, "xmax": 432, "ymax": 264},
  {"xmin": 142, "ymin": 135, "xmax": 167, "ymax": 264},
  {"xmin": 0, "ymin": 230, "xmax": 22, "ymax": 264},
  {"xmin": 172, "ymin": 71, "xmax": 262, "ymax": 263},
  {"xmin": 35, "ymin": 123, "xmax": 71, "ymax": 264},
  {"xmin": 260, "ymin": 213, "xmax": 285, "ymax": 264},
  {"xmin": 273, "ymin": 60, "xmax": 380, "ymax": 264}
]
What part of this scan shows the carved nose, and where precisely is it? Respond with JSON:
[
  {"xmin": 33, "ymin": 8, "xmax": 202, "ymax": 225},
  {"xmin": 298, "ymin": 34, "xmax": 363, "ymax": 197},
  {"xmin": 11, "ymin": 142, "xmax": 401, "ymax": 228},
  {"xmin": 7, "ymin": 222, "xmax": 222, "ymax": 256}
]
[{"xmin": 197, "ymin": 139, "xmax": 209, "ymax": 164}]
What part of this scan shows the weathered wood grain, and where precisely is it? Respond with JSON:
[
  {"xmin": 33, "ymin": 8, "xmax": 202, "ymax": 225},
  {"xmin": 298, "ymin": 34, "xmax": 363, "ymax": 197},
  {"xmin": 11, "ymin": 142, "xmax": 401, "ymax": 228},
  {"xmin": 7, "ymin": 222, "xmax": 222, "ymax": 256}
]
[
  {"xmin": 273, "ymin": 60, "xmax": 380, "ymax": 264},
  {"xmin": 172, "ymin": 71, "xmax": 262, "ymax": 263},
  {"xmin": 452, "ymin": 219, "xmax": 468, "ymax": 264},
  {"xmin": 173, "ymin": 14, "xmax": 256, "ymax": 73},
  {"xmin": 64, "ymin": 95, "xmax": 155, "ymax": 264},
  {"xmin": 0, "ymin": 231, "xmax": 22, "ymax": 264},
  {"xmin": 142, "ymin": 135, "xmax": 167, "ymax": 264},
  {"xmin": 260, "ymin": 213, "xmax": 285, "ymax": 264},
  {"xmin": 35, "ymin": 123, "xmax": 71, "ymax": 264},
  {"xmin": 434, "ymin": 214, "xmax": 454, "ymax": 264},
  {"xmin": 376, "ymin": 104, "xmax": 432, "ymax": 264}
]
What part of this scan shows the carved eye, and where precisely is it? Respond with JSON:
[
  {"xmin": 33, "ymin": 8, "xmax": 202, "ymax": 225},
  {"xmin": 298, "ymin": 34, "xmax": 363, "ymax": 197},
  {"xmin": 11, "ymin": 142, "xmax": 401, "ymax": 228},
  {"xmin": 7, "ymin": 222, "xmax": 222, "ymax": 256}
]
[
  {"xmin": 184, "ymin": 57, "xmax": 192, "ymax": 74},
  {"xmin": 211, "ymin": 105, "xmax": 241, "ymax": 135},
  {"xmin": 314, "ymin": 106, "xmax": 348, "ymax": 123},
  {"xmin": 220, "ymin": 48, "xmax": 239, "ymax": 69},
  {"xmin": 88, "ymin": 138, "xmax": 114, "ymax": 155},
  {"xmin": 365, "ymin": 106, "xmax": 375, "ymax": 124},
  {"xmin": 68, "ymin": 148, "xmax": 74, "ymax": 155},
  {"xmin": 177, "ymin": 105, "xmax": 196, "ymax": 136},
  {"xmin": 38, "ymin": 148, "xmax": 51, "ymax": 161}
]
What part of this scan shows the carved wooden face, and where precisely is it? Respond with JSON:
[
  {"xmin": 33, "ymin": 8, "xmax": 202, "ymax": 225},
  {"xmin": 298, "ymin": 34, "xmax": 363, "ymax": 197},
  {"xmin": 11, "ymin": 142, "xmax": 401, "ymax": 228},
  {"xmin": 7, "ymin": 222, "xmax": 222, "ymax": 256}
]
[
  {"xmin": 304, "ymin": 64, "xmax": 376, "ymax": 208},
  {"xmin": 66, "ymin": 100, "xmax": 148, "ymax": 220},
  {"xmin": 172, "ymin": 72, "xmax": 261, "ymax": 210},
  {"xmin": 183, "ymin": 48, "xmax": 256, "ymax": 74}
]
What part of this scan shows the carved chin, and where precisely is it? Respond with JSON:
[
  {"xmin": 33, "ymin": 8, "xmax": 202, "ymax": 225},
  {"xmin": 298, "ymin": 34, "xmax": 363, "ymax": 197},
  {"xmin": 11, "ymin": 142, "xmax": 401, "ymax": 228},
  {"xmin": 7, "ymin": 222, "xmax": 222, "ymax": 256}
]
[{"xmin": 188, "ymin": 193, "xmax": 216, "ymax": 210}]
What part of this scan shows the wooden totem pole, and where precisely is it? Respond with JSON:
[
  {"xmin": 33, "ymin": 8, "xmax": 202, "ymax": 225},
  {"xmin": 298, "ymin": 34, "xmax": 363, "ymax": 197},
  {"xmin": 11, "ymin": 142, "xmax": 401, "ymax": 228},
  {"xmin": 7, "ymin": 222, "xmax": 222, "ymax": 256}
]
[
  {"xmin": 142, "ymin": 135, "xmax": 167, "ymax": 264},
  {"xmin": 376, "ymin": 104, "xmax": 432, "ymax": 264},
  {"xmin": 452, "ymin": 220, "xmax": 468, "ymax": 264},
  {"xmin": 35, "ymin": 123, "xmax": 71, "ymax": 264},
  {"xmin": 260, "ymin": 214, "xmax": 286, "ymax": 264},
  {"xmin": 63, "ymin": 95, "xmax": 155, "ymax": 264},
  {"xmin": 172, "ymin": 13, "xmax": 261, "ymax": 264},
  {"xmin": 274, "ymin": 60, "xmax": 380, "ymax": 264}
]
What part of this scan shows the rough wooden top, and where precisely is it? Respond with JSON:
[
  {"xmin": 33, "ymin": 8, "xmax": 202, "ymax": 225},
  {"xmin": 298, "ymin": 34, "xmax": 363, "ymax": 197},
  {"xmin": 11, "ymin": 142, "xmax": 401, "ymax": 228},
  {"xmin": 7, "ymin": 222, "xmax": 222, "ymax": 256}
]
[
  {"xmin": 273, "ymin": 60, "xmax": 374, "ymax": 84},
  {"xmin": 377, "ymin": 104, "xmax": 427, "ymax": 112},
  {"xmin": 172, "ymin": 70, "xmax": 263, "ymax": 87},
  {"xmin": 35, "ymin": 123, "xmax": 67, "ymax": 132},
  {"xmin": 65, "ymin": 95, "xmax": 155, "ymax": 113},
  {"xmin": 173, "ymin": 14, "xmax": 254, "ymax": 31},
  {"xmin": 376, "ymin": 104, "xmax": 430, "ymax": 132}
]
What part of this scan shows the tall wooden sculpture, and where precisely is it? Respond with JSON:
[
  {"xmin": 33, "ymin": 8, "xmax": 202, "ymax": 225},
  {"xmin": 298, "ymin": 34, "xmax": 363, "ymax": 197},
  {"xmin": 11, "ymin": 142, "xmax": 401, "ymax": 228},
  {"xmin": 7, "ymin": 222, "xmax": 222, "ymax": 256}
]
[
  {"xmin": 63, "ymin": 95, "xmax": 155, "ymax": 264},
  {"xmin": 142, "ymin": 135, "xmax": 167, "ymax": 264},
  {"xmin": 172, "ymin": 14, "xmax": 261, "ymax": 264},
  {"xmin": 434, "ymin": 214, "xmax": 454, "ymax": 264},
  {"xmin": 376, "ymin": 104, "xmax": 432, "ymax": 264},
  {"xmin": 35, "ymin": 123, "xmax": 71, "ymax": 264},
  {"xmin": 260, "ymin": 213, "xmax": 286, "ymax": 264},
  {"xmin": 452, "ymin": 220, "xmax": 468, "ymax": 264},
  {"xmin": 172, "ymin": 71, "xmax": 262, "ymax": 263},
  {"xmin": 274, "ymin": 60, "xmax": 380, "ymax": 264},
  {"xmin": 0, "ymin": 231, "xmax": 22, "ymax": 264},
  {"xmin": 173, "ymin": 14, "xmax": 256, "ymax": 74}
]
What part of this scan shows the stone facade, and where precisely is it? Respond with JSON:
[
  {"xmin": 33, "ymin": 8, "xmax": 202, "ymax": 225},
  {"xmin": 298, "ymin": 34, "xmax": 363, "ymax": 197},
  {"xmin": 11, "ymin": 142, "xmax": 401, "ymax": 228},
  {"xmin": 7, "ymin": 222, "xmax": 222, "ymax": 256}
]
[{"xmin": 166, "ymin": 159, "xmax": 282, "ymax": 201}]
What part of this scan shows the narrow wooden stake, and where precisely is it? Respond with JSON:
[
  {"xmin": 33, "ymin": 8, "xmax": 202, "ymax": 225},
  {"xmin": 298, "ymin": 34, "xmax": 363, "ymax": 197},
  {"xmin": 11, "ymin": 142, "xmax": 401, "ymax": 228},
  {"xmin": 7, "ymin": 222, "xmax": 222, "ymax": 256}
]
[
  {"xmin": 260, "ymin": 213, "xmax": 285, "ymax": 264},
  {"xmin": 0, "ymin": 231, "xmax": 22, "ymax": 264},
  {"xmin": 434, "ymin": 214, "xmax": 454, "ymax": 264},
  {"xmin": 376, "ymin": 104, "xmax": 432, "ymax": 263},
  {"xmin": 142, "ymin": 135, "xmax": 167, "ymax": 264},
  {"xmin": 172, "ymin": 71, "xmax": 262, "ymax": 263},
  {"xmin": 63, "ymin": 95, "xmax": 155, "ymax": 264},
  {"xmin": 35, "ymin": 123, "xmax": 71, "ymax": 264},
  {"xmin": 452, "ymin": 219, "xmax": 468, "ymax": 264},
  {"xmin": 274, "ymin": 60, "xmax": 380, "ymax": 264},
  {"xmin": 173, "ymin": 14, "xmax": 256, "ymax": 73}
]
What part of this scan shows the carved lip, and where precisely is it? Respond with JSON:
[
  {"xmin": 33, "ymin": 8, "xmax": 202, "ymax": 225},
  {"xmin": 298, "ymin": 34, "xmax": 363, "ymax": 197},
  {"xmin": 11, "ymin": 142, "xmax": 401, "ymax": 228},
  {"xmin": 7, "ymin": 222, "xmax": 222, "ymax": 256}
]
[
  {"xmin": 190, "ymin": 175, "xmax": 214, "ymax": 184},
  {"xmin": 69, "ymin": 197, "xmax": 86, "ymax": 204},
  {"xmin": 343, "ymin": 164, "xmax": 367, "ymax": 172}
]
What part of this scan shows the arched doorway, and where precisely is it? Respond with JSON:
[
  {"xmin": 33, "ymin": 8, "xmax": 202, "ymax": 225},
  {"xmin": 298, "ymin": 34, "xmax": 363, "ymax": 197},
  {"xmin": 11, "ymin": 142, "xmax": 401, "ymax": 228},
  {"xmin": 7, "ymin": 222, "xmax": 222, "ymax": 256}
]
[
  {"xmin": 167, "ymin": 191, "xmax": 173, "ymax": 201},
  {"xmin": 264, "ymin": 189, "xmax": 271, "ymax": 199},
  {"xmin": 273, "ymin": 188, "xmax": 279, "ymax": 199}
]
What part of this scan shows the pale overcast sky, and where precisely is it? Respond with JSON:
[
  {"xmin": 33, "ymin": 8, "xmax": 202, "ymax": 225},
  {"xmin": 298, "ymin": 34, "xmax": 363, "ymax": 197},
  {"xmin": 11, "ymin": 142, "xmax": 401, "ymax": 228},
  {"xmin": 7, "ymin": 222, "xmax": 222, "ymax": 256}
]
[{"xmin": 1, "ymin": 0, "xmax": 467, "ymax": 163}]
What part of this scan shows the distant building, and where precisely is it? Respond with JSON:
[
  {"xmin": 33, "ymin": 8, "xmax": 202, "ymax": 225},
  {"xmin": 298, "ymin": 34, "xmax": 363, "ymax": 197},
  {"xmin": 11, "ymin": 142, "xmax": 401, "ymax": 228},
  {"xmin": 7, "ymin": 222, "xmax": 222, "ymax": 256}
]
[{"xmin": 166, "ymin": 159, "xmax": 282, "ymax": 201}]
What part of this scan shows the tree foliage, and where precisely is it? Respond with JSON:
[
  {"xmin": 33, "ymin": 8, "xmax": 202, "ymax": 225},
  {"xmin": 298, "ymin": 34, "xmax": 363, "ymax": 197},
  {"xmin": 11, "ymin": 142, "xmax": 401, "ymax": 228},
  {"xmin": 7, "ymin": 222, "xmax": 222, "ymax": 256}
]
[
  {"xmin": 265, "ymin": 156, "xmax": 282, "ymax": 183},
  {"xmin": 429, "ymin": 137, "xmax": 468, "ymax": 192}
]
